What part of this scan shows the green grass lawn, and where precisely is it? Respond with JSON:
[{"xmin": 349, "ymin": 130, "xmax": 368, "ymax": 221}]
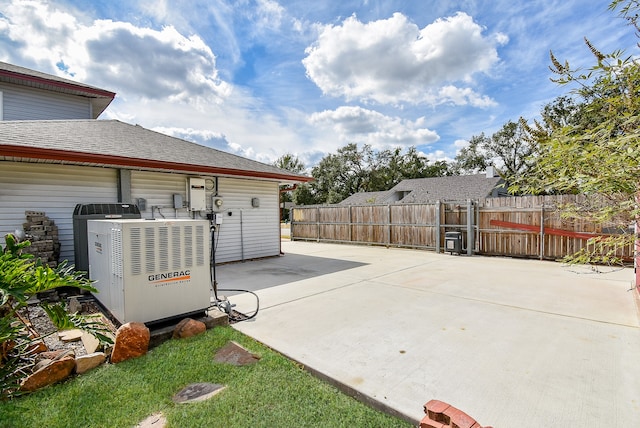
[{"xmin": 0, "ymin": 326, "xmax": 413, "ymax": 428}]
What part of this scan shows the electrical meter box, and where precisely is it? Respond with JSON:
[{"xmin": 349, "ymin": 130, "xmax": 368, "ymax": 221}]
[{"xmin": 87, "ymin": 218, "xmax": 211, "ymax": 324}]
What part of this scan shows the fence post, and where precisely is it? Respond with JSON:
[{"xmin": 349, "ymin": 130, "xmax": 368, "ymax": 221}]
[
  {"xmin": 435, "ymin": 200, "xmax": 441, "ymax": 253},
  {"xmin": 348, "ymin": 205, "xmax": 353, "ymax": 243},
  {"xmin": 467, "ymin": 199, "xmax": 473, "ymax": 256},
  {"xmin": 291, "ymin": 207, "xmax": 296, "ymax": 240},
  {"xmin": 539, "ymin": 205, "xmax": 545, "ymax": 260},
  {"xmin": 387, "ymin": 204, "xmax": 391, "ymax": 247},
  {"xmin": 316, "ymin": 206, "xmax": 320, "ymax": 242}
]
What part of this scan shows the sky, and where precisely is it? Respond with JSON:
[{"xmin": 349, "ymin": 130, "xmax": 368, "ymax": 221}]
[{"xmin": 0, "ymin": 0, "xmax": 637, "ymax": 171}]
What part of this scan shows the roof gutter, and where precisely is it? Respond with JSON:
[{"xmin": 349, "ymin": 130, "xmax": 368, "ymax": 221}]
[{"xmin": 1, "ymin": 145, "xmax": 313, "ymax": 183}]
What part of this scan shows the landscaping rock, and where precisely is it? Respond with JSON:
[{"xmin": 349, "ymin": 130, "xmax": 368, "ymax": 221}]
[
  {"xmin": 172, "ymin": 318, "xmax": 206, "ymax": 339},
  {"xmin": 58, "ymin": 329, "xmax": 83, "ymax": 342},
  {"xmin": 19, "ymin": 355, "xmax": 75, "ymax": 392},
  {"xmin": 172, "ymin": 383, "xmax": 226, "ymax": 403},
  {"xmin": 68, "ymin": 297, "xmax": 82, "ymax": 314},
  {"xmin": 110, "ymin": 322, "xmax": 150, "ymax": 364},
  {"xmin": 33, "ymin": 358, "xmax": 52, "ymax": 372},
  {"xmin": 204, "ymin": 309, "xmax": 230, "ymax": 327},
  {"xmin": 214, "ymin": 341, "xmax": 260, "ymax": 366},
  {"xmin": 136, "ymin": 412, "xmax": 167, "ymax": 428},
  {"xmin": 75, "ymin": 352, "xmax": 106, "ymax": 374},
  {"xmin": 81, "ymin": 331, "xmax": 100, "ymax": 354},
  {"xmin": 26, "ymin": 338, "xmax": 47, "ymax": 354},
  {"xmin": 39, "ymin": 349, "xmax": 67, "ymax": 360},
  {"xmin": 51, "ymin": 349, "xmax": 76, "ymax": 361}
]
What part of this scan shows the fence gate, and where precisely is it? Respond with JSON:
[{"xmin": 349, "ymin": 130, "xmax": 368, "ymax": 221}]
[{"xmin": 291, "ymin": 200, "xmax": 476, "ymax": 254}]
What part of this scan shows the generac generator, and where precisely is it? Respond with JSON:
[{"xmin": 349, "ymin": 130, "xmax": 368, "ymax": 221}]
[{"xmin": 87, "ymin": 218, "xmax": 211, "ymax": 324}]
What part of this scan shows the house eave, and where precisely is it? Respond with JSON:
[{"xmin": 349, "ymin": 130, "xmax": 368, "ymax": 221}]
[{"xmin": 1, "ymin": 145, "xmax": 313, "ymax": 183}]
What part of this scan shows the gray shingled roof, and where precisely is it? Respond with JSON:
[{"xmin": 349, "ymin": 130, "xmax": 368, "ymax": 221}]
[
  {"xmin": 340, "ymin": 174, "xmax": 505, "ymax": 205},
  {"xmin": 0, "ymin": 119, "xmax": 311, "ymax": 182},
  {"xmin": 339, "ymin": 190, "xmax": 394, "ymax": 205},
  {"xmin": 392, "ymin": 175, "xmax": 504, "ymax": 203},
  {"xmin": 0, "ymin": 61, "xmax": 115, "ymax": 118}
]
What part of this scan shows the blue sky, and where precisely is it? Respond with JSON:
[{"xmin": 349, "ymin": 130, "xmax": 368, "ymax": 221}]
[{"xmin": 0, "ymin": 0, "xmax": 637, "ymax": 170}]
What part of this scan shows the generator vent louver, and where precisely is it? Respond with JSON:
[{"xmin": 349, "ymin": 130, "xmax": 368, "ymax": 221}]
[
  {"xmin": 131, "ymin": 228, "xmax": 141, "ymax": 275},
  {"xmin": 111, "ymin": 228, "xmax": 123, "ymax": 279},
  {"xmin": 87, "ymin": 219, "xmax": 211, "ymax": 324}
]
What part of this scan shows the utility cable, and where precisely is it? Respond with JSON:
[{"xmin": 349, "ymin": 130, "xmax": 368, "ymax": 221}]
[{"xmin": 208, "ymin": 217, "xmax": 260, "ymax": 323}]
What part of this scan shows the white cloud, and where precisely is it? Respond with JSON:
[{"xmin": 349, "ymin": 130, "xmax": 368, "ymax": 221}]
[
  {"xmin": 454, "ymin": 139, "xmax": 468, "ymax": 149},
  {"xmin": 308, "ymin": 106, "xmax": 439, "ymax": 149},
  {"xmin": 252, "ymin": 0, "xmax": 285, "ymax": 33},
  {"xmin": 302, "ymin": 12, "xmax": 507, "ymax": 106},
  {"xmin": 0, "ymin": 0, "xmax": 231, "ymax": 103}
]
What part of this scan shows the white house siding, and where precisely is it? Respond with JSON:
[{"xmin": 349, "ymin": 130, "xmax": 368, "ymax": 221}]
[
  {"xmin": 0, "ymin": 82, "xmax": 92, "ymax": 120},
  {"xmin": 130, "ymin": 172, "xmax": 280, "ymax": 263},
  {"xmin": 0, "ymin": 162, "xmax": 118, "ymax": 262},
  {"xmin": 0, "ymin": 166, "xmax": 281, "ymax": 265},
  {"xmin": 214, "ymin": 177, "xmax": 280, "ymax": 263},
  {"xmin": 130, "ymin": 171, "xmax": 193, "ymax": 220}
]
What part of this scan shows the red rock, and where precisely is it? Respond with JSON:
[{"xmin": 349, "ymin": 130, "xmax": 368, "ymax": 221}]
[
  {"xmin": 172, "ymin": 318, "xmax": 206, "ymax": 339},
  {"xmin": 19, "ymin": 355, "xmax": 75, "ymax": 392},
  {"xmin": 110, "ymin": 322, "xmax": 150, "ymax": 364},
  {"xmin": 25, "ymin": 339, "xmax": 48, "ymax": 355},
  {"xmin": 39, "ymin": 350, "xmax": 66, "ymax": 360},
  {"xmin": 213, "ymin": 341, "xmax": 260, "ymax": 366}
]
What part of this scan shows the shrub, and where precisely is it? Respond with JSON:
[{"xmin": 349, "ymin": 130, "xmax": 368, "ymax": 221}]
[{"xmin": 0, "ymin": 234, "xmax": 111, "ymax": 399}]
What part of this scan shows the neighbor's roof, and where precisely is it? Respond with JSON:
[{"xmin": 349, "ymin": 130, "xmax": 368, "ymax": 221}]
[
  {"xmin": 339, "ymin": 190, "xmax": 394, "ymax": 205},
  {"xmin": 0, "ymin": 119, "xmax": 312, "ymax": 183},
  {"xmin": 392, "ymin": 175, "xmax": 504, "ymax": 203},
  {"xmin": 340, "ymin": 174, "xmax": 505, "ymax": 205},
  {"xmin": 0, "ymin": 62, "xmax": 115, "ymax": 118}
]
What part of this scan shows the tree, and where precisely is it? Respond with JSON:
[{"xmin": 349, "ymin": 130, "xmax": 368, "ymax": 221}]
[
  {"xmin": 273, "ymin": 153, "xmax": 306, "ymax": 174},
  {"xmin": 451, "ymin": 133, "xmax": 491, "ymax": 174},
  {"xmin": 310, "ymin": 143, "xmax": 375, "ymax": 204},
  {"xmin": 511, "ymin": 0, "xmax": 640, "ymax": 265},
  {"xmin": 452, "ymin": 120, "xmax": 537, "ymax": 182},
  {"xmin": 273, "ymin": 154, "xmax": 307, "ymax": 220},
  {"xmin": 308, "ymin": 143, "xmax": 450, "ymax": 204},
  {"xmin": 370, "ymin": 147, "xmax": 450, "ymax": 190}
]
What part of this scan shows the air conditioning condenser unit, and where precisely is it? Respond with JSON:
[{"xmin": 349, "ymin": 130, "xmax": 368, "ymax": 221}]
[{"xmin": 87, "ymin": 219, "xmax": 211, "ymax": 324}]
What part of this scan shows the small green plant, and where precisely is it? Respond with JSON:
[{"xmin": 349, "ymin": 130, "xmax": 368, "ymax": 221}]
[{"xmin": 0, "ymin": 233, "xmax": 112, "ymax": 399}]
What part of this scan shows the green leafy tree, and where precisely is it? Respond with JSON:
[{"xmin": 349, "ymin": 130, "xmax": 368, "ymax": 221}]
[
  {"xmin": 273, "ymin": 154, "xmax": 307, "ymax": 219},
  {"xmin": 370, "ymin": 147, "xmax": 450, "ymax": 190},
  {"xmin": 453, "ymin": 120, "xmax": 537, "ymax": 182},
  {"xmin": 511, "ymin": 0, "xmax": 640, "ymax": 264},
  {"xmin": 309, "ymin": 144, "xmax": 450, "ymax": 204},
  {"xmin": 451, "ymin": 133, "xmax": 491, "ymax": 174},
  {"xmin": 291, "ymin": 182, "xmax": 318, "ymax": 205},
  {"xmin": 310, "ymin": 143, "xmax": 375, "ymax": 204}
]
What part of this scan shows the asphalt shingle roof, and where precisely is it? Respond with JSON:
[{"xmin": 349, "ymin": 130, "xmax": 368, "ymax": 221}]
[
  {"xmin": 0, "ymin": 119, "xmax": 311, "ymax": 182},
  {"xmin": 392, "ymin": 175, "xmax": 504, "ymax": 203},
  {"xmin": 339, "ymin": 190, "xmax": 394, "ymax": 205},
  {"xmin": 339, "ymin": 174, "xmax": 505, "ymax": 205}
]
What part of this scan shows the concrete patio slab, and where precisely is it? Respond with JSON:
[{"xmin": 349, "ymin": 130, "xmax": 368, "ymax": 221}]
[{"xmin": 217, "ymin": 240, "xmax": 640, "ymax": 427}]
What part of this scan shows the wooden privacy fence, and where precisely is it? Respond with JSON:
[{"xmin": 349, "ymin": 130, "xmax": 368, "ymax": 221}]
[{"xmin": 290, "ymin": 195, "xmax": 634, "ymax": 261}]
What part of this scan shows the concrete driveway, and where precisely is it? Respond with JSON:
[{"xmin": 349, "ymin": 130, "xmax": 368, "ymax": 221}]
[{"xmin": 216, "ymin": 240, "xmax": 640, "ymax": 427}]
